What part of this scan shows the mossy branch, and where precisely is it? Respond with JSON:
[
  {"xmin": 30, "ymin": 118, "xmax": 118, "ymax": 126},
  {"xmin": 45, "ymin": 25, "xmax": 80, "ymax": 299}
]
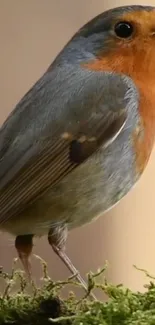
[{"xmin": 1, "ymin": 257, "xmax": 155, "ymax": 325}]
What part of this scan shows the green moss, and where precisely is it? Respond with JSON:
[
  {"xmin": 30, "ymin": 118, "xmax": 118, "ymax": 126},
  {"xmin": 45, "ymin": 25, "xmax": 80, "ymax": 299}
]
[{"xmin": 1, "ymin": 259, "xmax": 155, "ymax": 325}]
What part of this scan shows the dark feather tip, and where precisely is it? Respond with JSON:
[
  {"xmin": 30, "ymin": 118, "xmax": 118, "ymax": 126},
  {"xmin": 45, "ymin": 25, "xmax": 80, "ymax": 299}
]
[{"xmin": 69, "ymin": 139, "xmax": 97, "ymax": 164}]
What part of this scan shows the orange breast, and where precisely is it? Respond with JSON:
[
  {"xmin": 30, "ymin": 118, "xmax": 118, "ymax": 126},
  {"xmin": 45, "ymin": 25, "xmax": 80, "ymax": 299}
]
[
  {"xmin": 132, "ymin": 83, "xmax": 155, "ymax": 174},
  {"xmin": 83, "ymin": 51, "xmax": 155, "ymax": 175}
]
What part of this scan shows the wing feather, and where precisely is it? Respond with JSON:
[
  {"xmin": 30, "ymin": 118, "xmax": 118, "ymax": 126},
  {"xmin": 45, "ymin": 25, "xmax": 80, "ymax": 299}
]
[{"xmin": 0, "ymin": 66, "xmax": 138, "ymax": 224}]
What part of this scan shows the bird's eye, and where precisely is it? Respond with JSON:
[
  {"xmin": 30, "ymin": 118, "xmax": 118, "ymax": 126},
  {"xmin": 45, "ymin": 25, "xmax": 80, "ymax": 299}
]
[{"xmin": 114, "ymin": 21, "xmax": 134, "ymax": 39}]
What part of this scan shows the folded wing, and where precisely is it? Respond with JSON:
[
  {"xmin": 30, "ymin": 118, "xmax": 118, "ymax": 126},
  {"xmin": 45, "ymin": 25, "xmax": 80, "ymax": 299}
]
[{"xmin": 0, "ymin": 66, "xmax": 138, "ymax": 224}]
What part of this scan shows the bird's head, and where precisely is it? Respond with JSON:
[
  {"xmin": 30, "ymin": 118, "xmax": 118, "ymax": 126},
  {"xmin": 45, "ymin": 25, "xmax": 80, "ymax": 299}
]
[{"xmin": 76, "ymin": 5, "xmax": 155, "ymax": 82}]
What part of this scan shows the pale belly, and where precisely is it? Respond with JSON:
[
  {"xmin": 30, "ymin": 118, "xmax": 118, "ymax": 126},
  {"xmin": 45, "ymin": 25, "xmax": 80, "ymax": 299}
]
[{"xmin": 3, "ymin": 131, "xmax": 138, "ymax": 237}]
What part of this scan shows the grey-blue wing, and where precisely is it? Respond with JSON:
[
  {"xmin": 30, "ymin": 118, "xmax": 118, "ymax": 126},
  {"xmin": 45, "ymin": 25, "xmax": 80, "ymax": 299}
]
[{"xmin": 0, "ymin": 66, "xmax": 138, "ymax": 224}]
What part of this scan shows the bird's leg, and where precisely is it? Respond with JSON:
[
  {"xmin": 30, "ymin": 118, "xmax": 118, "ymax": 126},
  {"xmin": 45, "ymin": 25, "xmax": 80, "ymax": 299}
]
[
  {"xmin": 48, "ymin": 225, "xmax": 96, "ymax": 298},
  {"xmin": 15, "ymin": 234, "xmax": 34, "ymax": 279}
]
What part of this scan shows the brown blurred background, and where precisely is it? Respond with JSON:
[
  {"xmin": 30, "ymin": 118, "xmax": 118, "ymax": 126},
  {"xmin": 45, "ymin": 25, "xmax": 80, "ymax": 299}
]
[{"xmin": 0, "ymin": 0, "xmax": 155, "ymax": 297}]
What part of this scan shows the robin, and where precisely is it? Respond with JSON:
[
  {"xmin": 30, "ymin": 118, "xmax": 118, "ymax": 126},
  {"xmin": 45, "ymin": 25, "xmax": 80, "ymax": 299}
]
[{"xmin": 0, "ymin": 5, "xmax": 155, "ymax": 292}]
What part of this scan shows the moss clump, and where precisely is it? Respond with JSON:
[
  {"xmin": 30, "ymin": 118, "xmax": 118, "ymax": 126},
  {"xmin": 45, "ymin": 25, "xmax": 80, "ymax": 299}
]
[{"xmin": 1, "ymin": 258, "xmax": 155, "ymax": 325}]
